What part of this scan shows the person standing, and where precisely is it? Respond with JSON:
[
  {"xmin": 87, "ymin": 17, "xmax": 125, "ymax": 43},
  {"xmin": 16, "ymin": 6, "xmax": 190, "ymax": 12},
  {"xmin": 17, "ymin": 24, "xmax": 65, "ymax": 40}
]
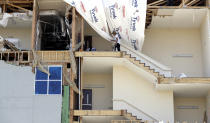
[{"xmin": 111, "ymin": 31, "xmax": 121, "ymax": 51}]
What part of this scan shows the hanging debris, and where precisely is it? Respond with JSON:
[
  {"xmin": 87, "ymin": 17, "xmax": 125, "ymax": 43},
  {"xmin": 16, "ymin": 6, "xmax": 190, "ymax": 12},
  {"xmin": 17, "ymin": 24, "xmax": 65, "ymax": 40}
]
[{"xmin": 32, "ymin": 50, "xmax": 50, "ymax": 76}]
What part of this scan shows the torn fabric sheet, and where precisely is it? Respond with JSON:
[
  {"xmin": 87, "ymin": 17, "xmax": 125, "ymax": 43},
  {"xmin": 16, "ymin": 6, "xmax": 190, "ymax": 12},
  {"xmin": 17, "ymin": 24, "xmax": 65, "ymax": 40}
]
[
  {"xmin": 0, "ymin": 12, "xmax": 32, "ymax": 28},
  {"xmin": 64, "ymin": 0, "xmax": 147, "ymax": 51}
]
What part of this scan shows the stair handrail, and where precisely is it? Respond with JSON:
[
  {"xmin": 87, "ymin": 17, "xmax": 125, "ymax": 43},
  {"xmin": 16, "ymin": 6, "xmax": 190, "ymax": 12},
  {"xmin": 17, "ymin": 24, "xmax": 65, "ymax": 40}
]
[
  {"xmin": 121, "ymin": 44, "xmax": 171, "ymax": 71},
  {"xmin": 113, "ymin": 98, "xmax": 159, "ymax": 122}
]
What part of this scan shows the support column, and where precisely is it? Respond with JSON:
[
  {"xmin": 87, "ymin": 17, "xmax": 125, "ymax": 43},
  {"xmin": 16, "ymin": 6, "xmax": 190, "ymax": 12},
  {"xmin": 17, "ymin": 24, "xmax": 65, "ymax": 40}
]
[
  {"xmin": 31, "ymin": 0, "xmax": 37, "ymax": 50},
  {"xmin": 206, "ymin": 91, "xmax": 210, "ymax": 123},
  {"xmin": 81, "ymin": 17, "xmax": 84, "ymax": 51},
  {"xmin": 70, "ymin": 69, "xmax": 74, "ymax": 123}
]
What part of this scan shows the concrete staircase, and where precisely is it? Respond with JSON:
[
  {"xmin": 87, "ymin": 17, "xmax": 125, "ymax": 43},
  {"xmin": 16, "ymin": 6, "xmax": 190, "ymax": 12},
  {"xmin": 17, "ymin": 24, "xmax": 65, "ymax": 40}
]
[
  {"xmin": 122, "ymin": 51, "xmax": 163, "ymax": 78},
  {"xmin": 73, "ymin": 110, "xmax": 145, "ymax": 123},
  {"xmin": 121, "ymin": 44, "xmax": 172, "ymax": 78},
  {"xmin": 122, "ymin": 110, "xmax": 142, "ymax": 122}
]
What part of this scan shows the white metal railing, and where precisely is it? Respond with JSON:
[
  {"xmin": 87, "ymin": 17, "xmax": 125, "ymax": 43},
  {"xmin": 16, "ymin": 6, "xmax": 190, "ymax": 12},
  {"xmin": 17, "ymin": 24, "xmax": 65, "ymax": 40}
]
[
  {"xmin": 121, "ymin": 44, "xmax": 172, "ymax": 77},
  {"xmin": 113, "ymin": 99, "xmax": 159, "ymax": 122}
]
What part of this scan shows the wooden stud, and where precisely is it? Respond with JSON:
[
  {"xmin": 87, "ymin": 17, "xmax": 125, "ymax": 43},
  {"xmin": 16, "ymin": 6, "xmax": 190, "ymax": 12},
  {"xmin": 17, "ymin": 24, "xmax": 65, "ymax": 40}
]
[
  {"xmin": 72, "ymin": 7, "xmax": 76, "ymax": 49},
  {"xmin": 3, "ymin": 0, "xmax": 6, "ymax": 13},
  {"xmin": 81, "ymin": 17, "xmax": 84, "ymax": 51},
  {"xmin": 31, "ymin": 0, "xmax": 37, "ymax": 50},
  {"xmin": 70, "ymin": 69, "xmax": 74, "ymax": 123},
  {"xmin": 79, "ymin": 116, "xmax": 83, "ymax": 123},
  {"xmin": 80, "ymin": 58, "xmax": 83, "ymax": 109}
]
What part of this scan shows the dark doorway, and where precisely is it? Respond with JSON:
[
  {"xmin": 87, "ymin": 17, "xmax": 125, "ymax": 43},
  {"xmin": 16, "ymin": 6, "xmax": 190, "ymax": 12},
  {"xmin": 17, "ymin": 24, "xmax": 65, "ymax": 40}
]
[
  {"xmin": 84, "ymin": 36, "xmax": 92, "ymax": 51},
  {"xmin": 82, "ymin": 89, "xmax": 92, "ymax": 110}
]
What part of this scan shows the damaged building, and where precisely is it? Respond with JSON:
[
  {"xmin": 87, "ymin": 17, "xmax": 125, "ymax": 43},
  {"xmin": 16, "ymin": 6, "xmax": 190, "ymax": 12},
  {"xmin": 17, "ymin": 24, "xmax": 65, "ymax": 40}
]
[{"xmin": 1, "ymin": 0, "xmax": 210, "ymax": 123}]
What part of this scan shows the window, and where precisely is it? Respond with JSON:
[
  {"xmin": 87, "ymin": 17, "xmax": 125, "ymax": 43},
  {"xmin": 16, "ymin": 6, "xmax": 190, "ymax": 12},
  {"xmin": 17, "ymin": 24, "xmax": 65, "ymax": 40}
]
[{"xmin": 35, "ymin": 66, "xmax": 62, "ymax": 95}]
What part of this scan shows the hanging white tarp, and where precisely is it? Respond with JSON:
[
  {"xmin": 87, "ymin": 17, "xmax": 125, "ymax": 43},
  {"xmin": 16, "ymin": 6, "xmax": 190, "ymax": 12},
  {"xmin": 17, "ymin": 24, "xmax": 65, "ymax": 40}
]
[{"xmin": 64, "ymin": 0, "xmax": 147, "ymax": 51}]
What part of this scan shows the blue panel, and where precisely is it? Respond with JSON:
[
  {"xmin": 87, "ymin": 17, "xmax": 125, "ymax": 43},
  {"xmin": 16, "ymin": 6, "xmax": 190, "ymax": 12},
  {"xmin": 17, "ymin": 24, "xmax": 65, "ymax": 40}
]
[
  {"xmin": 49, "ymin": 81, "xmax": 61, "ymax": 94},
  {"xmin": 49, "ymin": 67, "xmax": 62, "ymax": 80},
  {"xmin": 35, "ymin": 68, "xmax": 48, "ymax": 80},
  {"xmin": 35, "ymin": 81, "xmax": 48, "ymax": 94}
]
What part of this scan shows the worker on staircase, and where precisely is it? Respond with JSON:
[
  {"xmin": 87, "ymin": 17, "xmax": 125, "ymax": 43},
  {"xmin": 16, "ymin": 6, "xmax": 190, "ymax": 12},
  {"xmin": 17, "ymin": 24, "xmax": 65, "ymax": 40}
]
[{"xmin": 111, "ymin": 31, "xmax": 121, "ymax": 51}]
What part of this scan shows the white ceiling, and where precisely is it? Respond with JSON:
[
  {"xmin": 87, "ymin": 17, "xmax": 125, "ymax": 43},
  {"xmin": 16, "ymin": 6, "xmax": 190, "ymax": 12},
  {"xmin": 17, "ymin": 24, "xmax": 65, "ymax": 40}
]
[
  {"xmin": 37, "ymin": 0, "xmax": 68, "ymax": 15},
  {"xmin": 156, "ymin": 83, "xmax": 210, "ymax": 97},
  {"xmin": 82, "ymin": 57, "xmax": 122, "ymax": 74},
  {"xmin": 150, "ymin": 8, "xmax": 207, "ymax": 28},
  {"xmin": 82, "ymin": 57, "xmax": 157, "ymax": 83}
]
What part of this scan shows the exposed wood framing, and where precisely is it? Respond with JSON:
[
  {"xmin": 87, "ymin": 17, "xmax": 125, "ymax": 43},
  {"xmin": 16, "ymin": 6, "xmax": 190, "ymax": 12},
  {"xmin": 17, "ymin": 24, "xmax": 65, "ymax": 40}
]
[
  {"xmin": 70, "ymin": 7, "xmax": 76, "ymax": 123},
  {"xmin": 159, "ymin": 77, "xmax": 210, "ymax": 84},
  {"xmin": 70, "ymin": 69, "xmax": 74, "ymax": 123},
  {"xmin": 75, "ymin": 51, "xmax": 123, "ymax": 57},
  {"xmin": 146, "ymin": 0, "xmax": 207, "ymax": 28},
  {"xmin": 148, "ymin": 0, "xmax": 166, "ymax": 6},
  {"xmin": 7, "ymin": 2, "xmax": 29, "ymax": 12},
  {"xmin": 73, "ymin": 110, "xmax": 124, "ymax": 116},
  {"xmin": 81, "ymin": 17, "xmax": 84, "ymax": 51},
  {"xmin": 31, "ymin": 0, "xmax": 38, "ymax": 50},
  {"xmin": 0, "ymin": 0, "xmax": 33, "ymax": 13},
  {"xmin": 80, "ymin": 58, "xmax": 83, "ymax": 110}
]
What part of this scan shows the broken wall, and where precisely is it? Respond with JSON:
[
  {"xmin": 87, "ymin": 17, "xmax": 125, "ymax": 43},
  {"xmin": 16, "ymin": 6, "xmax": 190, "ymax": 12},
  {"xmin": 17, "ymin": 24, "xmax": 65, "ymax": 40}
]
[
  {"xmin": 0, "ymin": 61, "xmax": 62, "ymax": 123},
  {"xmin": 0, "ymin": 27, "xmax": 32, "ymax": 50}
]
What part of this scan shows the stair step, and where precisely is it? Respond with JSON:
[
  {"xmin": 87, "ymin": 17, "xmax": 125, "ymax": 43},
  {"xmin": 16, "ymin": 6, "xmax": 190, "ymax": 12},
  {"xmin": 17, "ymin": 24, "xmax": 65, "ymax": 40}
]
[{"xmin": 123, "ymin": 52, "xmax": 162, "ymax": 78}]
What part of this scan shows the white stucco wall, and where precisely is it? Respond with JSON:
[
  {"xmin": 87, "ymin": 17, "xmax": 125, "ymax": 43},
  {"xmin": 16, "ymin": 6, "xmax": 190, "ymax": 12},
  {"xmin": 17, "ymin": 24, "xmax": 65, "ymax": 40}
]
[
  {"xmin": 82, "ymin": 73, "xmax": 113, "ymax": 109},
  {"xmin": 113, "ymin": 65, "xmax": 174, "ymax": 123},
  {"xmin": 0, "ymin": 61, "xmax": 62, "ymax": 123},
  {"xmin": 200, "ymin": 10, "xmax": 210, "ymax": 77},
  {"xmin": 142, "ymin": 28, "xmax": 203, "ymax": 77},
  {"xmin": 174, "ymin": 97, "xmax": 206, "ymax": 123},
  {"xmin": 0, "ymin": 27, "xmax": 32, "ymax": 50},
  {"xmin": 84, "ymin": 23, "xmax": 112, "ymax": 51}
]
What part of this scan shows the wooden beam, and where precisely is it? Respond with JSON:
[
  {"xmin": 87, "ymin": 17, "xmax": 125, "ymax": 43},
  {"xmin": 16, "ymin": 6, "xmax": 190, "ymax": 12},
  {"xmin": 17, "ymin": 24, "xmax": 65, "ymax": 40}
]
[
  {"xmin": 186, "ymin": 0, "xmax": 200, "ymax": 6},
  {"xmin": 70, "ymin": 69, "xmax": 74, "ymax": 123},
  {"xmin": 75, "ymin": 51, "xmax": 123, "ymax": 57},
  {"xmin": 148, "ymin": 0, "xmax": 165, "ymax": 6},
  {"xmin": 72, "ymin": 7, "xmax": 76, "ymax": 49},
  {"xmin": 31, "ymin": 0, "xmax": 37, "ymax": 50},
  {"xmin": 0, "ymin": 1, "xmax": 33, "ymax": 4},
  {"xmin": 6, "ymin": 2, "xmax": 30, "ymax": 12},
  {"xmin": 3, "ymin": 0, "xmax": 6, "ymax": 13},
  {"xmin": 147, "ymin": 5, "xmax": 206, "ymax": 8},
  {"xmin": 73, "ymin": 110, "xmax": 124, "ymax": 116},
  {"xmin": 159, "ymin": 77, "xmax": 210, "ymax": 84}
]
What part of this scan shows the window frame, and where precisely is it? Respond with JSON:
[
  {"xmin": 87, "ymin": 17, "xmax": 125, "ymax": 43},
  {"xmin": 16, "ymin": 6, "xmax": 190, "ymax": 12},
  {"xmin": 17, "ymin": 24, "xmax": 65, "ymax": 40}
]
[{"xmin": 34, "ymin": 65, "xmax": 62, "ymax": 95}]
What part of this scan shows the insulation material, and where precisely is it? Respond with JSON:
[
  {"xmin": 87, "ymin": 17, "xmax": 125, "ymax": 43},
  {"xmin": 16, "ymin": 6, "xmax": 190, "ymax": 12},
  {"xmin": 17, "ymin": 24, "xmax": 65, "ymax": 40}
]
[
  {"xmin": 0, "ymin": 12, "xmax": 32, "ymax": 27},
  {"xmin": 64, "ymin": 0, "xmax": 147, "ymax": 51}
]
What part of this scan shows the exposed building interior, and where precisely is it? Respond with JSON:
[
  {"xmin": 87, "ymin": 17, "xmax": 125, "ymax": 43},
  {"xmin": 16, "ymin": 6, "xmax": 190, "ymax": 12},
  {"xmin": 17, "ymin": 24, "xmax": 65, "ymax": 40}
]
[{"xmin": 1, "ymin": 0, "xmax": 210, "ymax": 123}]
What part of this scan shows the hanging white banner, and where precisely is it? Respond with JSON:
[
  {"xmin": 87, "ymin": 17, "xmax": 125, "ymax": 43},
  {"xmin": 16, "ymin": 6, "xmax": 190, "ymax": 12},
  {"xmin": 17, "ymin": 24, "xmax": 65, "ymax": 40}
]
[{"xmin": 64, "ymin": 0, "xmax": 146, "ymax": 51}]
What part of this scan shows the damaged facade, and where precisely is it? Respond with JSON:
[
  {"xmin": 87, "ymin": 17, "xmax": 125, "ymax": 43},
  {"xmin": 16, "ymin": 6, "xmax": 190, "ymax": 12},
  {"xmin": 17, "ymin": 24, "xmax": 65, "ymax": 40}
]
[{"xmin": 1, "ymin": 0, "xmax": 210, "ymax": 123}]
